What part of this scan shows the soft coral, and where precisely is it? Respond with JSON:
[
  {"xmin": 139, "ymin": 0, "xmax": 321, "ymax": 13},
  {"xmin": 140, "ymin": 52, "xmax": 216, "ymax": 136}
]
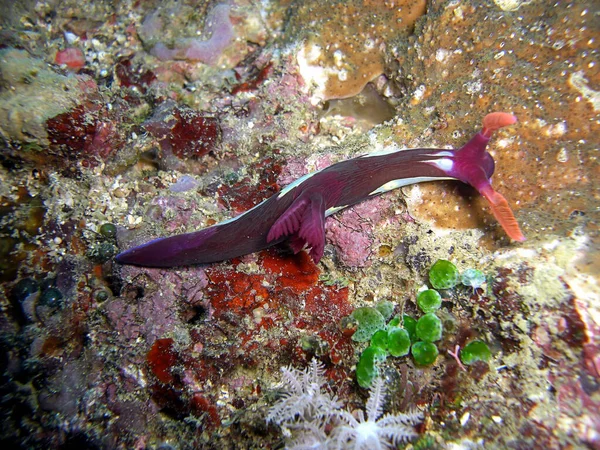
[{"xmin": 268, "ymin": 359, "xmax": 422, "ymax": 449}]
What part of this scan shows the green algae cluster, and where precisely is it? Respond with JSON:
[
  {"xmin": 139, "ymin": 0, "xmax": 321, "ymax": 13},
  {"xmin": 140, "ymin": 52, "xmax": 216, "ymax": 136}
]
[
  {"xmin": 354, "ymin": 304, "xmax": 445, "ymax": 387},
  {"xmin": 355, "ymin": 308, "xmax": 444, "ymax": 387},
  {"xmin": 352, "ymin": 259, "xmax": 493, "ymax": 388}
]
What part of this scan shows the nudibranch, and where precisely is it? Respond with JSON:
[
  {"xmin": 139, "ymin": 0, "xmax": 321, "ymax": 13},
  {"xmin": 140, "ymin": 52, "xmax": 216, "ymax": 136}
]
[{"xmin": 117, "ymin": 112, "xmax": 525, "ymax": 267}]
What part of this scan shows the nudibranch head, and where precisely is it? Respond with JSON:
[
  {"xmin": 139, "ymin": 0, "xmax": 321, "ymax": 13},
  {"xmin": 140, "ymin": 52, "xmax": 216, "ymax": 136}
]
[{"xmin": 444, "ymin": 112, "xmax": 525, "ymax": 242}]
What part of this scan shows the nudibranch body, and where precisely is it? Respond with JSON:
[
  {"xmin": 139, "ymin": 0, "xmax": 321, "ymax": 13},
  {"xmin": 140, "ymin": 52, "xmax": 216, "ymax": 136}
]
[{"xmin": 116, "ymin": 112, "xmax": 524, "ymax": 268}]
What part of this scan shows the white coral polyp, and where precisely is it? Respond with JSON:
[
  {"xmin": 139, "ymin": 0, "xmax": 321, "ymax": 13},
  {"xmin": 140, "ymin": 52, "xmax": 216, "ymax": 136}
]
[{"xmin": 337, "ymin": 414, "xmax": 382, "ymax": 449}]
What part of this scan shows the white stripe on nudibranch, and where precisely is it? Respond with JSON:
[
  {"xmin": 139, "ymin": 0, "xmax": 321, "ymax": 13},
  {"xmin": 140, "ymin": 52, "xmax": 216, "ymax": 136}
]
[
  {"xmin": 217, "ymin": 200, "xmax": 265, "ymax": 225},
  {"xmin": 325, "ymin": 205, "xmax": 348, "ymax": 217},
  {"xmin": 431, "ymin": 150, "xmax": 454, "ymax": 157},
  {"xmin": 361, "ymin": 145, "xmax": 454, "ymax": 159},
  {"xmin": 424, "ymin": 158, "xmax": 454, "ymax": 172},
  {"xmin": 369, "ymin": 176, "xmax": 451, "ymax": 196},
  {"xmin": 277, "ymin": 172, "xmax": 317, "ymax": 199}
]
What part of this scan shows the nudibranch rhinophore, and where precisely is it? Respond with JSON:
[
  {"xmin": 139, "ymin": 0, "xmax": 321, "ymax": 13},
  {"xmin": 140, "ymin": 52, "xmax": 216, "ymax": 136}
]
[{"xmin": 117, "ymin": 112, "xmax": 525, "ymax": 267}]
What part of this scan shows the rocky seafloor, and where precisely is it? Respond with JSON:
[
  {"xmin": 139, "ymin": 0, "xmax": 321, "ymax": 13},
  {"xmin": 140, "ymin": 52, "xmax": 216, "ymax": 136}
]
[{"xmin": 0, "ymin": 0, "xmax": 598, "ymax": 448}]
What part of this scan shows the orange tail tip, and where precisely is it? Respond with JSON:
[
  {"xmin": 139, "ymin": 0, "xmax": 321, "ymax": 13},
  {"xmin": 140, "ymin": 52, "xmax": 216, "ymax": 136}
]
[
  {"xmin": 482, "ymin": 112, "xmax": 517, "ymax": 138},
  {"xmin": 480, "ymin": 187, "xmax": 526, "ymax": 242}
]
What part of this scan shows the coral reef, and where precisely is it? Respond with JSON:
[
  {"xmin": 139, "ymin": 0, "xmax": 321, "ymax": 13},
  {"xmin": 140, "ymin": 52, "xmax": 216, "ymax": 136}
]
[{"xmin": 0, "ymin": 0, "xmax": 598, "ymax": 448}]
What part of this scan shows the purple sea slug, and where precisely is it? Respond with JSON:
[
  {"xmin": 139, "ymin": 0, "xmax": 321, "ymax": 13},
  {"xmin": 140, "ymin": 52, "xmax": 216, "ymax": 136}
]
[{"xmin": 117, "ymin": 112, "xmax": 525, "ymax": 267}]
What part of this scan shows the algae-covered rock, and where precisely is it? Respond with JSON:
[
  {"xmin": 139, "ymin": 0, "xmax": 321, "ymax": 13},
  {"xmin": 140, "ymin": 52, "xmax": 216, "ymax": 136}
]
[{"xmin": 0, "ymin": 48, "xmax": 91, "ymax": 147}]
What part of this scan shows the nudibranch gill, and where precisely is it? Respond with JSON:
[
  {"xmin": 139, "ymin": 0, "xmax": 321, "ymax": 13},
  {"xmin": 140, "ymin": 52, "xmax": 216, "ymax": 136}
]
[{"xmin": 116, "ymin": 112, "xmax": 525, "ymax": 268}]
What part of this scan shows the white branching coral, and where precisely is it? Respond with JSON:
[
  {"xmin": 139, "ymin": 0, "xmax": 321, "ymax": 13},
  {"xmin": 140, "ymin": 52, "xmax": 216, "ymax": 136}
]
[{"xmin": 268, "ymin": 359, "xmax": 422, "ymax": 449}]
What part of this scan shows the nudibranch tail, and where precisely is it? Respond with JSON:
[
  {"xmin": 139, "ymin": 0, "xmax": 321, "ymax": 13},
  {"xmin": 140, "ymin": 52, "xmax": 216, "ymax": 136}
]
[{"xmin": 115, "ymin": 226, "xmax": 219, "ymax": 267}]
